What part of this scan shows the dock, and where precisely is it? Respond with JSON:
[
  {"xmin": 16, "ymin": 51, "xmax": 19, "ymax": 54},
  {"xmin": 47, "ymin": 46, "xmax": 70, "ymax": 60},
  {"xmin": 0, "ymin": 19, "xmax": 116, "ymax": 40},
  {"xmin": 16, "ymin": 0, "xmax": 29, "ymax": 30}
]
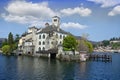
[{"xmin": 88, "ymin": 54, "xmax": 112, "ymax": 62}]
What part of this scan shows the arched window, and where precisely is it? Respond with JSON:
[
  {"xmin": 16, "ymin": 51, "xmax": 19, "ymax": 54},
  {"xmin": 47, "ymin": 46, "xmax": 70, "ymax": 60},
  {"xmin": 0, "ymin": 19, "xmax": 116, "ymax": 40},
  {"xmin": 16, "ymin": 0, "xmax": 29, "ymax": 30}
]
[
  {"xmin": 60, "ymin": 35, "xmax": 62, "ymax": 39},
  {"xmin": 60, "ymin": 41, "xmax": 62, "ymax": 44},
  {"xmin": 56, "ymin": 34, "xmax": 58, "ymax": 38},
  {"xmin": 39, "ymin": 41, "xmax": 41, "ymax": 45},
  {"xmin": 43, "ymin": 41, "xmax": 45, "ymax": 45},
  {"xmin": 39, "ymin": 35, "xmax": 41, "ymax": 39},
  {"xmin": 39, "ymin": 47, "xmax": 41, "ymax": 51},
  {"xmin": 43, "ymin": 47, "xmax": 45, "ymax": 50},
  {"xmin": 43, "ymin": 34, "xmax": 45, "ymax": 39}
]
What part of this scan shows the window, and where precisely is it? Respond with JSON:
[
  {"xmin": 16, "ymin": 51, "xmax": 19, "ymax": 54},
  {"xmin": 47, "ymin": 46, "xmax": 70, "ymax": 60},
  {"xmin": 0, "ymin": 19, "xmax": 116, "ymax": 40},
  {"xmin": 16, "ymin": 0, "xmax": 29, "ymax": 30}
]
[
  {"xmin": 43, "ymin": 41, "xmax": 45, "ymax": 45},
  {"xmin": 60, "ymin": 35, "xmax": 62, "ymax": 39},
  {"xmin": 54, "ymin": 19, "xmax": 57, "ymax": 22},
  {"xmin": 39, "ymin": 47, "xmax": 41, "ymax": 51},
  {"xmin": 43, "ymin": 34, "xmax": 45, "ymax": 39},
  {"xmin": 43, "ymin": 47, "xmax": 45, "ymax": 51},
  {"xmin": 39, "ymin": 41, "xmax": 41, "ymax": 45},
  {"xmin": 56, "ymin": 34, "xmax": 58, "ymax": 38},
  {"xmin": 60, "ymin": 41, "xmax": 62, "ymax": 44},
  {"xmin": 39, "ymin": 35, "xmax": 41, "ymax": 39}
]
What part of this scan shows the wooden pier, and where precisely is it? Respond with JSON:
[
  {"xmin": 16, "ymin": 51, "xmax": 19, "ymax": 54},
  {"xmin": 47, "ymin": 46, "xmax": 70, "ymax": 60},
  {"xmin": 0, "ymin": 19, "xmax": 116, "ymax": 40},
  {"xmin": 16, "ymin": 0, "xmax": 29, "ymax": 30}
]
[{"xmin": 88, "ymin": 54, "xmax": 112, "ymax": 62}]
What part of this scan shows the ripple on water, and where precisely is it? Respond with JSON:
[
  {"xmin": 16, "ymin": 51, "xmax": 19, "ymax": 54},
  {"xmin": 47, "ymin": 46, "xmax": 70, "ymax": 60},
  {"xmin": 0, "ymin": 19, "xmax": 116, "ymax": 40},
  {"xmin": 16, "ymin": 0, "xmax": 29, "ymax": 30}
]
[{"xmin": 0, "ymin": 53, "xmax": 120, "ymax": 80}]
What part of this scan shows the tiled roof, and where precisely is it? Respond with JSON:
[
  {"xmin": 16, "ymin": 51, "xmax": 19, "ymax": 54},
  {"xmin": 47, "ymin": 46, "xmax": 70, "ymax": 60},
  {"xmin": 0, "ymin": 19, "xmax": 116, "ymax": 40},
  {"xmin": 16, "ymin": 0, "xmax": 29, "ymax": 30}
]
[
  {"xmin": 37, "ymin": 25, "xmax": 71, "ymax": 35},
  {"xmin": 21, "ymin": 32, "xmax": 32, "ymax": 37}
]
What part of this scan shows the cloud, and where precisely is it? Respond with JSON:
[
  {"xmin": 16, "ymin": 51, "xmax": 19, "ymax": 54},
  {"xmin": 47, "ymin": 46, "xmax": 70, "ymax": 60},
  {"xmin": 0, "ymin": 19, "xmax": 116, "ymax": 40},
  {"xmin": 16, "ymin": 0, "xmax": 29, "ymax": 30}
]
[
  {"xmin": 60, "ymin": 7, "xmax": 92, "ymax": 16},
  {"xmin": 5, "ymin": 1, "xmax": 56, "ymax": 18},
  {"xmin": 88, "ymin": 0, "xmax": 120, "ymax": 8},
  {"xmin": 1, "ymin": 0, "xmax": 90, "ymax": 27},
  {"xmin": 1, "ymin": 1, "xmax": 57, "ymax": 26},
  {"xmin": 108, "ymin": 5, "xmax": 120, "ymax": 16},
  {"xmin": 61, "ymin": 22, "xmax": 87, "ymax": 29}
]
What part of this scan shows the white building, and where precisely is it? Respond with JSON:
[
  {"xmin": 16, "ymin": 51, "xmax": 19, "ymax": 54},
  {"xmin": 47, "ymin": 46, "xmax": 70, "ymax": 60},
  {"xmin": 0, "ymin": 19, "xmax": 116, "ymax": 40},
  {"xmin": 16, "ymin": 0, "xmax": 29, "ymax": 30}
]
[
  {"xmin": 18, "ymin": 26, "xmax": 41, "ymax": 55},
  {"xmin": 18, "ymin": 16, "xmax": 70, "ymax": 57}
]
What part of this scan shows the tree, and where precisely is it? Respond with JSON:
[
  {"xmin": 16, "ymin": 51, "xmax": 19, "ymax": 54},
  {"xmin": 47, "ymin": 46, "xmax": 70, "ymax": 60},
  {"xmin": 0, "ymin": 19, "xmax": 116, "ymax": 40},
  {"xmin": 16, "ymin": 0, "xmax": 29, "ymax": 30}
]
[
  {"xmin": 8, "ymin": 32, "xmax": 14, "ymax": 45},
  {"xmin": 1, "ymin": 33, "xmax": 19, "ymax": 55},
  {"xmin": 85, "ymin": 41, "xmax": 93, "ymax": 53},
  {"xmin": 2, "ymin": 45, "xmax": 11, "ymax": 55},
  {"xmin": 81, "ymin": 33, "xmax": 89, "ymax": 40},
  {"xmin": 14, "ymin": 34, "xmax": 20, "ymax": 43},
  {"xmin": 77, "ymin": 33, "xmax": 93, "ymax": 53},
  {"xmin": 111, "ymin": 42, "xmax": 120, "ymax": 49},
  {"xmin": 63, "ymin": 35, "xmax": 78, "ymax": 51},
  {"xmin": 102, "ymin": 40, "xmax": 110, "ymax": 47},
  {"xmin": 14, "ymin": 34, "xmax": 20, "ymax": 49},
  {"xmin": 77, "ymin": 39, "xmax": 88, "ymax": 52},
  {"xmin": 1, "ymin": 39, "xmax": 8, "ymax": 47},
  {"xmin": 8, "ymin": 32, "xmax": 14, "ymax": 51},
  {"xmin": 77, "ymin": 40, "xmax": 93, "ymax": 53}
]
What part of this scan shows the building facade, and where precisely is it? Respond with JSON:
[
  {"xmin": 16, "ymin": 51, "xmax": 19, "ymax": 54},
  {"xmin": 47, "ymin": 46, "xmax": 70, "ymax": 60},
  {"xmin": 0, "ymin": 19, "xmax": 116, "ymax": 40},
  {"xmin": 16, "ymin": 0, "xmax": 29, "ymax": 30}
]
[{"xmin": 18, "ymin": 16, "xmax": 69, "ymax": 56}]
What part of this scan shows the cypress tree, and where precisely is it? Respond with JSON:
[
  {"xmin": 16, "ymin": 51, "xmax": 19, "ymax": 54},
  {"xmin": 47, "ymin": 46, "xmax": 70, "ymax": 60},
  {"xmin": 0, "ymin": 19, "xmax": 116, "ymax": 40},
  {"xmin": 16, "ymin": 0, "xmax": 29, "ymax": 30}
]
[{"xmin": 8, "ymin": 32, "xmax": 14, "ymax": 52}]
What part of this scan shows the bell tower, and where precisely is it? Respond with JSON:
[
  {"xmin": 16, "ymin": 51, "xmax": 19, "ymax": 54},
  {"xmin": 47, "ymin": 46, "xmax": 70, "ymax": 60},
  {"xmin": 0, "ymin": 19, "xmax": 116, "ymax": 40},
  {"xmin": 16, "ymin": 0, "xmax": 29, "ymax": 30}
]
[{"xmin": 52, "ymin": 16, "xmax": 60, "ymax": 27}]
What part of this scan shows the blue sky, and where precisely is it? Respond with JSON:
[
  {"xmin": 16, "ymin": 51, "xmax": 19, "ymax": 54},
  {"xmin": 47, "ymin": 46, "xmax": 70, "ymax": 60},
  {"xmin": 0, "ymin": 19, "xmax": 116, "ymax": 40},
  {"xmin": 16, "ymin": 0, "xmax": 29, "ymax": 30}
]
[{"xmin": 0, "ymin": 0, "xmax": 120, "ymax": 41}]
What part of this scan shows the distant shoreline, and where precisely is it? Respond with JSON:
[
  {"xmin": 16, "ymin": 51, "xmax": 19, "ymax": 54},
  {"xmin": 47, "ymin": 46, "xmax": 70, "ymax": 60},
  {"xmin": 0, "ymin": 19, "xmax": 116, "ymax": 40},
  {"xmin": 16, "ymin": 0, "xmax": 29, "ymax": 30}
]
[{"xmin": 94, "ymin": 49, "xmax": 120, "ymax": 53}]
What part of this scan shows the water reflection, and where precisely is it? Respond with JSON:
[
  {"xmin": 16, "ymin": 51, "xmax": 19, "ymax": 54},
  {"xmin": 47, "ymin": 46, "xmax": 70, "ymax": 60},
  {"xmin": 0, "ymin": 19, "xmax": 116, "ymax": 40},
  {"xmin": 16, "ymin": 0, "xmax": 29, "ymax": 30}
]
[
  {"xmin": 0, "ymin": 53, "xmax": 120, "ymax": 80},
  {"xmin": 80, "ymin": 62, "xmax": 86, "ymax": 73}
]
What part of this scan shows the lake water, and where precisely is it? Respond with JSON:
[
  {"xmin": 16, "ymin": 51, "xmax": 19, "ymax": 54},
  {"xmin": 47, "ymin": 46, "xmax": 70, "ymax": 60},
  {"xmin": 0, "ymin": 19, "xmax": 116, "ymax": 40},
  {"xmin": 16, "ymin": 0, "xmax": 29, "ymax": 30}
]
[{"xmin": 0, "ymin": 53, "xmax": 120, "ymax": 80}]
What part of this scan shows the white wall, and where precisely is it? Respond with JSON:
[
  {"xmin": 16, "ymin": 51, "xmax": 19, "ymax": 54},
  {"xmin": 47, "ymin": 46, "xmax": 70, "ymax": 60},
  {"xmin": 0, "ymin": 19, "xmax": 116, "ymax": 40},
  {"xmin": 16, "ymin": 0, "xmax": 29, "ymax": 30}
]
[
  {"xmin": 24, "ymin": 42, "xmax": 33, "ymax": 46},
  {"xmin": 35, "ymin": 31, "xmax": 67, "ymax": 53},
  {"xmin": 35, "ymin": 33, "xmax": 48, "ymax": 52}
]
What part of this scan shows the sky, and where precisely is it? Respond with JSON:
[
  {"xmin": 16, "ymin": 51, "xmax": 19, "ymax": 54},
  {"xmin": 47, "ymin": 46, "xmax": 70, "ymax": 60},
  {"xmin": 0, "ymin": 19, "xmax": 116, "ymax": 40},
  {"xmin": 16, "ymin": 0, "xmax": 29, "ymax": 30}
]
[{"xmin": 0, "ymin": 0, "xmax": 120, "ymax": 41}]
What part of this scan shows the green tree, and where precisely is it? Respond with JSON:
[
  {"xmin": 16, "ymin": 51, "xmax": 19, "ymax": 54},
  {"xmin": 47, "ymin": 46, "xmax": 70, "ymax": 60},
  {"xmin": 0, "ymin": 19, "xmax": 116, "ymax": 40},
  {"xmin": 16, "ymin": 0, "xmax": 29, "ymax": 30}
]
[
  {"xmin": 102, "ymin": 40, "xmax": 110, "ymax": 47},
  {"xmin": 85, "ymin": 41, "xmax": 93, "ymax": 53},
  {"xmin": 14, "ymin": 34, "xmax": 20, "ymax": 49},
  {"xmin": 8, "ymin": 32, "xmax": 14, "ymax": 51},
  {"xmin": 2, "ymin": 45, "xmax": 11, "ymax": 55},
  {"xmin": 111, "ymin": 42, "xmax": 120, "ymax": 49},
  {"xmin": 1, "ymin": 33, "xmax": 19, "ymax": 55},
  {"xmin": 14, "ymin": 34, "xmax": 20, "ymax": 43},
  {"xmin": 8, "ymin": 32, "xmax": 14, "ymax": 45},
  {"xmin": 63, "ymin": 35, "xmax": 78, "ymax": 51},
  {"xmin": 1, "ymin": 39, "xmax": 8, "ymax": 47}
]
